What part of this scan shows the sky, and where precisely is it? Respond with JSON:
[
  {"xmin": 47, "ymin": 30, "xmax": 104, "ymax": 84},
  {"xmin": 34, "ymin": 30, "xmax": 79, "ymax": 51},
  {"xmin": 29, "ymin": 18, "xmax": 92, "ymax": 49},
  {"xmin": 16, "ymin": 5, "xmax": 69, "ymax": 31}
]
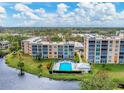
[{"xmin": 0, "ymin": 2, "xmax": 124, "ymax": 27}]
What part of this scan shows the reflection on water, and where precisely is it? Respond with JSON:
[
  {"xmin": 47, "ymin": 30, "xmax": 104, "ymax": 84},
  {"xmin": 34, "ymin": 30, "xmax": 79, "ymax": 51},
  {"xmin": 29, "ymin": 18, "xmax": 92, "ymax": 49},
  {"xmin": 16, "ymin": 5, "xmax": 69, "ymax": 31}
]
[{"xmin": 0, "ymin": 58, "xmax": 80, "ymax": 90}]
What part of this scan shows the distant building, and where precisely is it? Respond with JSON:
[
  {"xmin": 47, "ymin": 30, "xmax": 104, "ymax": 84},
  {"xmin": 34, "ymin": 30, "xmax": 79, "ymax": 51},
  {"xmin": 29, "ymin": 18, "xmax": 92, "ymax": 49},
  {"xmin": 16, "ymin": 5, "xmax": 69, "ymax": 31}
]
[
  {"xmin": 71, "ymin": 31, "xmax": 97, "ymax": 37},
  {"xmin": 84, "ymin": 34, "xmax": 124, "ymax": 64},
  {"xmin": 58, "ymin": 33, "xmax": 63, "ymax": 38},
  {"xmin": 0, "ymin": 41, "xmax": 10, "ymax": 49},
  {"xmin": 21, "ymin": 36, "xmax": 75, "ymax": 59},
  {"xmin": 116, "ymin": 30, "xmax": 124, "ymax": 38},
  {"xmin": 71, "ymin": 41, "xmax": 83, "ymax": 51},
  {"xmin": 71, "ymin": 33, "xmax": 84, "ymax": 37}
]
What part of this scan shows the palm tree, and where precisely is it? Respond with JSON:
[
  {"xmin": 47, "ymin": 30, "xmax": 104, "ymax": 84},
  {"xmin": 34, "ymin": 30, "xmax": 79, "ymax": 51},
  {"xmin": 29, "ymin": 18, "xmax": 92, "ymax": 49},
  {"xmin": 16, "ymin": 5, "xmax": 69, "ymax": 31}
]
[
  {"xmin": 0, "ymin": 50, "xmax": 3, "ymax": 57},
  {"xmin": 17, "ymin": 61, "xmax": 24, "ymax": 76},
  {"xmin": 37, "ymin": 64, "xmax": 42, "ymax": 77}
]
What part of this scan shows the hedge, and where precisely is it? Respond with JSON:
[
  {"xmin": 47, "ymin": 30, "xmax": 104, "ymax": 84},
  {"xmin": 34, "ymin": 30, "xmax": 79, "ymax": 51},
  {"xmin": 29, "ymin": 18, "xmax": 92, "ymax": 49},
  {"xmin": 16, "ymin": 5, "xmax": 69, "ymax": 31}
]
[
  {"xmin": 49, "ymin": 70, "xmax": 82, "ymax": 73},
  {"xmin": 49, "ymin": 60, "xmax": 55, "ymax": 74}
]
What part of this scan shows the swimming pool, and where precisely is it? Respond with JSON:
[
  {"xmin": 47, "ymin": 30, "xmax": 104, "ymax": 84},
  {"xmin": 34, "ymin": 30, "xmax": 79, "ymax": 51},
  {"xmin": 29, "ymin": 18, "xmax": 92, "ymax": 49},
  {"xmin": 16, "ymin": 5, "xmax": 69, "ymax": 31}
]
[{"xmin": 59, "ymin": 63, "xmax": 72, "ymax": 71}]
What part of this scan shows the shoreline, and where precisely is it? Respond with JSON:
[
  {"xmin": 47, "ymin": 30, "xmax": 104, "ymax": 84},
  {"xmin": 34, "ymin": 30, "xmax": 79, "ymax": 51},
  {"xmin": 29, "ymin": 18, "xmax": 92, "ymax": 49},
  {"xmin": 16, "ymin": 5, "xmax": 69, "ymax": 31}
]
[
  {"xmin": 4, "ymin": 53, "xmax": 83, "ymax": 81},
  {"xmin": 0, "ymin": 57, "xmax": 80, "ymax": 90},
  {"xmin": 3, "ymin": 54, "xmax": 124, "ymax": 89}
]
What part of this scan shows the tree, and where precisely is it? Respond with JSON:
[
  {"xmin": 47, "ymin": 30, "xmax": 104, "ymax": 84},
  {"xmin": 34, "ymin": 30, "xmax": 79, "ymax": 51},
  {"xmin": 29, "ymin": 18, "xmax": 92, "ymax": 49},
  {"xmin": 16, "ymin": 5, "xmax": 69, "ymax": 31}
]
[
  {"xmin": 0, "ymin": 50, "xmax": 3, "ymax": 57},
  {"xmin": 80, "ymin": 71, "xmax": 116, "ymax": 90},
  {"xmin": 18, "ymin": 52, "xmax": 22, "ymax": 61},
  {"xmin": 17, "ymin": 61, "xmax": 24, "ymax": 76},
  {"xmin": 12, "ymin": 52, "xmax": 17, "ymax": 57},
  {"xmin": 37, "ymin": 64, "xmax": 43, "ymax": 77}
]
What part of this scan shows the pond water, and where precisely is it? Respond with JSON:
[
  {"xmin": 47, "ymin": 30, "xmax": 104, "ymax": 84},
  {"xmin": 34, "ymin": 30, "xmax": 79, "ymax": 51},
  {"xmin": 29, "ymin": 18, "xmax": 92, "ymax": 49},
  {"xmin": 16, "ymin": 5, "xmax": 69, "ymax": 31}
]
[{"xmin": 0, "ymin": 58, "xmax": 80, "ymax": 90}]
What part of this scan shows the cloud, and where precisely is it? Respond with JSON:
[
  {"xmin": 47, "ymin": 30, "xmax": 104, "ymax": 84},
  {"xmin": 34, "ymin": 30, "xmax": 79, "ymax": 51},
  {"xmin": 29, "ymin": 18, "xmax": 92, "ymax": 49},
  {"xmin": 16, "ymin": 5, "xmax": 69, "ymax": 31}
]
[
  {"xmin": 34, "ymin": 8, "xmax": 45, "ymax": 14},
  {"xmin": 75, "ymin": 2, "xmax": 117, "ymax": 22},
  {"xmin": 14, "ymin": 3, "xmax": 33, "ymax": 12},
  {"xmin": 2, "ymin": 2, "xmax": 124, "ymax": 27},
  {"xmin": 14, "ymin": 3, "xmax": 41, "ymax": 20},
  {"xmin": 13, "ymin": 13, "xmax": 22, "ymax": 19},
  {"xmin": 12, "ymin": 2, "xmax": 119, "ymax": 27},
  {"xmin": 0, "ymin": 6, "xmax": 6, "ymax": 13},
  {"xmin": 25, "ymin": 12, "xmax": 41, "ymax": 20},
  {"xmin": 118, "ymin": 10, "xmax": 124, "ymax": 19},
  {"xmin": 0, "ymin": 6, "xmax": 6, "ymax": 22},
  {"xmin": 21, "ymin": 2, "xmax": 32, "ymax": 5},
  {"xmin": 57, "ymin": 3, "xmax": 69, "ymax": 16}
]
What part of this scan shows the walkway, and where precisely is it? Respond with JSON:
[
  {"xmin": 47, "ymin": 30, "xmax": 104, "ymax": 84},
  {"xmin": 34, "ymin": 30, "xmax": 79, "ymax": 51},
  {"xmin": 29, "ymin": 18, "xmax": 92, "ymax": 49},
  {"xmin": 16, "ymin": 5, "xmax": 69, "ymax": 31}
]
[{"xmin": 77, "ymin": 51, "xmax": 83, "ymax": 63}]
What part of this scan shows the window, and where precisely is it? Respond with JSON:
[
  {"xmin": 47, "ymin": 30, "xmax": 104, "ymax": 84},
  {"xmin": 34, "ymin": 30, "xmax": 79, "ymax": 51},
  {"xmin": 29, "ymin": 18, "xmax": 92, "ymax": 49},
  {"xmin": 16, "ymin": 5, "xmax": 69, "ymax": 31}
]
[
  {"xmin": 64, "ymin": 46, "xmax": 68, "ymax": 48},
  {"xmin": 109, "ymin": 56, "xmax": 112, "ymax": 59},
  {"xmin": 116, "ymin": 41, "xmax": 119, "ymax": 43},
  {"xmin": 96, "ymin": 45, "xmax": 100, "ymax": 48},
  {"xmin": 110, "ymin": 41, "xmax": 112, "ymax": 43},
  {"xmin": 109, "ymin": 45, "xmax": 112, "ymax": 47},
  {"xmin": 32, "ymin": 45, "xmax": 37, "ymax": 48},
  {"xmin": 115, "ymin": 49, "xmax": 118, "ymax": 52},
  {"xmin": 49, "ymin": 45, "xmax": 52, "ymax": 48},
  {"xmin": 96, "ymin": 53, "xmax": 100, "ymax": 55},
  {"xmin": 115, "ymin": 45, "xmax": 119, "ymax": 48},
  {"xmin": 109, "ymin": 48, "xmax": 112, "ymax": 51},
  {"xmin": 97, "ymin": 41, "xmax": 100, "ymax": 43},
  {"xmin": 96, "ymin": 61, "xmax": 99, "ymax": 63},
  {"xmin": 38, "ymin": 45, "xmax": 41, "ymax": 48},
  {"xmin": 96, "ymin": 57, "xmax": 99, "ymax": 60},
  {"xmin": 108, "ymin": 60, "xmax": 111, "ymax": 62}
]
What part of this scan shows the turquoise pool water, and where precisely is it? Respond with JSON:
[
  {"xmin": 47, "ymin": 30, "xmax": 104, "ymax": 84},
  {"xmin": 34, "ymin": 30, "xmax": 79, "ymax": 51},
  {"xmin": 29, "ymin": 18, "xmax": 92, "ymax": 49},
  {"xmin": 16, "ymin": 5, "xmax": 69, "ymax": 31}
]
[{"xmin": 59, "ymin": 63, "xmax": 72, "ymax": 71}]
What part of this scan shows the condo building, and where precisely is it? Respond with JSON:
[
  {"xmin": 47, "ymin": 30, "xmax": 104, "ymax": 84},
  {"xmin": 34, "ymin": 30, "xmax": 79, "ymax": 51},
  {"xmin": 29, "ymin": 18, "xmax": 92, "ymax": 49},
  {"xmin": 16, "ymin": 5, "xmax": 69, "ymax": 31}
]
[
  {"xmin": 21, "ymin": 37, "xmax": 75, "ymax": 59},
  {"xmin": 116, "ymin": 30, "xmax": 124, "ymax": 38},
  {"xmin": 84, "ymin": 34, "xmax": 124, "ymax": 64},
  {"xmin": 0, "ymin": 40, "xmax": 10, "ymax": 49}
]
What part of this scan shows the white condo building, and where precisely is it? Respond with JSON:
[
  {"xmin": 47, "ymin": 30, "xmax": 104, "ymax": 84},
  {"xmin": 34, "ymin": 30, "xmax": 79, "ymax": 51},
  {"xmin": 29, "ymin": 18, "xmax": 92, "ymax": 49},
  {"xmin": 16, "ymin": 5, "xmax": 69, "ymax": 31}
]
[
  {"xmin": 84, "ymin": 34, "xmax": 124, "ymax": 64},
  {"xmin": 21, "ymin": 36, "xmax": 75, "ymax": 59}
]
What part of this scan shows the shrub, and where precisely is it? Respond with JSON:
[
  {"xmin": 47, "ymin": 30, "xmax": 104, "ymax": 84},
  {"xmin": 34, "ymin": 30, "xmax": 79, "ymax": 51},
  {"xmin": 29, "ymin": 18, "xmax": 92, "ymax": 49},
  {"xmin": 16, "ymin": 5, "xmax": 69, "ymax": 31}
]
[
  {"xmin": 49, "ymin": 61, "xmax": 54, "ymax": 74},
  {"xmin": 80, "ymin": 70, "xmax": 117, "ymax": 90},
  {"xmin": 49, "ymin": 70, "xmax": 82, "ymax": 73},
  {"xmin": 47, "ymin": 64, "xmax": 51, "ymax": 69}
]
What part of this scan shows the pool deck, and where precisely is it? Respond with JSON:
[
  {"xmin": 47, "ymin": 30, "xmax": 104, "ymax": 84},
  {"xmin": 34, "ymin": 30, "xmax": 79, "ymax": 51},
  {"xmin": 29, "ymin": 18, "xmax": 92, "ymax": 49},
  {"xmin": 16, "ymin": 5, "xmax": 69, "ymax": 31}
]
[
  {"xmin": 53, "ymin": 60, "xmax": 81, "ymax": 71},
  {"xmin": 52, "ymin": 60, "xmax": 91, "ymax": 73}
]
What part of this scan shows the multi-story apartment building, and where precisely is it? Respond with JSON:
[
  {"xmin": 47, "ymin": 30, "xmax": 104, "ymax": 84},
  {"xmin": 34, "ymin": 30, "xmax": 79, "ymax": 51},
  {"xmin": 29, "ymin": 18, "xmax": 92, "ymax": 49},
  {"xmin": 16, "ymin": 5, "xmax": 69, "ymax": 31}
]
[
  {"xmin": 0, "ymin": 40, "xmax": 10, "ymax": 49},
  {"xmin": 84, "ymin": 34, "xmax": 124, "ymax": 64},
  {"xmin": 116, "ymin": 30, "xmax": 124, "ymax": 38},
  {"xmin": 21, "ymin": 37, "xmax": 75, "ymax": 59}
]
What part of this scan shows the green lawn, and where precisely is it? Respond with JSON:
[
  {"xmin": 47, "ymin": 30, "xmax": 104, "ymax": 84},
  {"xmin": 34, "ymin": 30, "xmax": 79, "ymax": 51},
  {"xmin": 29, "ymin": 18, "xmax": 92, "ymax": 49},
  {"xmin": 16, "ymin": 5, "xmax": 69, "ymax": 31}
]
[
  {"xmin": 5, "ymin": 52, "xmax": 124, "ymax": 83},
  {"xmin": 92, "ymin": 64, "xmax": 124, "ymax": 83},
  {"xmin": 5, "ymin": 52, "xmax": 83, "ymax": 80}
]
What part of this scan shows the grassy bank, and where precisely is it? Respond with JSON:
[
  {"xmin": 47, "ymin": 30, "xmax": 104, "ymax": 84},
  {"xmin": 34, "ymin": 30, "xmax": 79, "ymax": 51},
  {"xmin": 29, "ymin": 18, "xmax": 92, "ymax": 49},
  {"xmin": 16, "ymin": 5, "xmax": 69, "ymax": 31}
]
[
  {"xmin": 5, "ymin": 52, "xmax": 124, "ymax": 85},
  {"xmin": 92, "ymin": 64, "xmax": 124, "ymax": 83},
  {"xmin": 0, "ymin": 49, "xmax": 9, "ymax": 57},
  {"xmin": 5, "ymin": 52, "xmax": 83, "ymax": 80}
]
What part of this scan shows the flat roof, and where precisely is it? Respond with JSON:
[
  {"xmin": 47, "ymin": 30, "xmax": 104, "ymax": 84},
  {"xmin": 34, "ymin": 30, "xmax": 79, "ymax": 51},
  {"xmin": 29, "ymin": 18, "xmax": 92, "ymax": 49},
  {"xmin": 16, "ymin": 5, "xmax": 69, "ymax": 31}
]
[
  {"xmin": 22, "ymin": 36, "xmax": 48, "ymax": 43},
  {"xmin": 32, "ymin": 41, "xmax": 75, "ymax": 45},
  {"xmin": 84, "ymin": 34, "xmax": 123, "ymax": 40},
  {"xmin": 23, "ymin": 37, "xmax": 75, "ymax": 45},
  {"xmin": 0, "ymin": 40, "xmax": 9, "ymax": 44}
]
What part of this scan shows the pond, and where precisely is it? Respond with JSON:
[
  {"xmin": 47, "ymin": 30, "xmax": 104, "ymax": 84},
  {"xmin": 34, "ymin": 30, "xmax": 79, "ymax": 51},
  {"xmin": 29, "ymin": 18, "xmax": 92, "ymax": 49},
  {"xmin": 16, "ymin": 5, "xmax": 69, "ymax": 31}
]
[{"xmin": 0, "ymin": 58, "xmax": 80, "ymax": 90}]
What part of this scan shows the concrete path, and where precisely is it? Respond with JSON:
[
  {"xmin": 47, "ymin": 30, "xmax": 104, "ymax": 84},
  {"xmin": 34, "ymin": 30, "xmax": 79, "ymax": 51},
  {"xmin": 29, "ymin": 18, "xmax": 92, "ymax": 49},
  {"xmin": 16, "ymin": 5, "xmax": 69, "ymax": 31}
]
[{"xmin": 77, "ymin": 51, "xmax": 83, "ymax": 63}]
